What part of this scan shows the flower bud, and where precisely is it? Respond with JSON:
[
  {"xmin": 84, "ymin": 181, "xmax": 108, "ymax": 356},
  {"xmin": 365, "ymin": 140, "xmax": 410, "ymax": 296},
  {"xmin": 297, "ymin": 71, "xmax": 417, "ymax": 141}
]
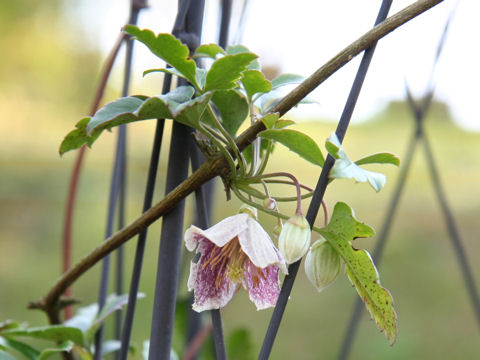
[
  {"xmin": 238, "ymin": 204, "xmax": 258, "ymax": 219},
  {"xmin": 304, "ymin": 238, "xmax": 341, "ymax": 292},
  {"xmin": 278, "ymin": 213, "xmax": 311, "ymax": 264},
  {"xmin": 263, "ymin": 197, "xmax": 277, "ymax": 210}
]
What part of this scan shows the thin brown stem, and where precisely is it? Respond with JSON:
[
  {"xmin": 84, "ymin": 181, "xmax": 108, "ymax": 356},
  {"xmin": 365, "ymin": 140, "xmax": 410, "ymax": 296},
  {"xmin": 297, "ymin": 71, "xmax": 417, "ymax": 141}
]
[{"xmin": 30, "ymin": 0, "xmax": 443, "ymax": 319}]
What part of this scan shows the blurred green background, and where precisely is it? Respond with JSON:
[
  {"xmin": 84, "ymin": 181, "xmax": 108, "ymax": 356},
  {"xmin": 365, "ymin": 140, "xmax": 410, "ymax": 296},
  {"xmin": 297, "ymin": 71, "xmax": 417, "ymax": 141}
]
[{"xmin": 1, "ymin": 1, "xmax": 479, "ymax": 359}]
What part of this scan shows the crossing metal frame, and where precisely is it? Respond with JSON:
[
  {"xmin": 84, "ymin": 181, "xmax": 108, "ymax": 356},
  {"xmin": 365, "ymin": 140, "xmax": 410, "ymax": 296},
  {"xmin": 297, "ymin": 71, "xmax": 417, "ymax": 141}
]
[{"xmin": 61, "ymin": 1, "xmax": 479, "ymax": 360}]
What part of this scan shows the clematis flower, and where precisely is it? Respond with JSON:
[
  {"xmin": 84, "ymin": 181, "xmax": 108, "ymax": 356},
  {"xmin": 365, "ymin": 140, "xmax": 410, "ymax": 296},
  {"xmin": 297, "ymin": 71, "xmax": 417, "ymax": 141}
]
[{"xmin": 185, "ymin": 208, "xmax": 288, "ymax": 312}]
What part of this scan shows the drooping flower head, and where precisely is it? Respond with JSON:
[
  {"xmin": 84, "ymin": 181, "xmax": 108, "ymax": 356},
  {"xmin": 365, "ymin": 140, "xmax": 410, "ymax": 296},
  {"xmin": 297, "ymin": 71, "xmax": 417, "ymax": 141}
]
[{"xmin": 185, "ymin": 206, "xmax": 288, "ymax": 312}]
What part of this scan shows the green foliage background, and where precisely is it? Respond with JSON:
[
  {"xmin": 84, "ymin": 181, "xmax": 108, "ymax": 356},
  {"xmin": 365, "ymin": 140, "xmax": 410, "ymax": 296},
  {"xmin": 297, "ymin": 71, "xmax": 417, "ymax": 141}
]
[{"xmin": 1, "ymin": 2, "xmax": 479, "ymax": 359}]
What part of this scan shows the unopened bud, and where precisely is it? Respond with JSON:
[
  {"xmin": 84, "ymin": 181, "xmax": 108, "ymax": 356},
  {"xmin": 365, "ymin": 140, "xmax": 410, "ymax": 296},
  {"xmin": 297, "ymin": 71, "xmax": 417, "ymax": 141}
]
[
  {"xmin": 304, "ymin": 238, "xmax": 341, "ymax": 292},
  {"xmin": 238, "ymin": 204, "xmax": 258, "ymax": 219},
  {"xmin": 263, "ymin": 197, "xmax": 277, "ymax": 210},
  {"xmin": 278, "ymin": 214, "xmax": 311, "ymax": 264}
]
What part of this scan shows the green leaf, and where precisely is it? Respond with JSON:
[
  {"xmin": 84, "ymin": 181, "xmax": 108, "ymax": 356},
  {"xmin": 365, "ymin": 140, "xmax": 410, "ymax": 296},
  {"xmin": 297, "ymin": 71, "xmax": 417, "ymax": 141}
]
[
  {"xmin": 0, "ymin": 321, "xmax": 21, "ymax": 333},
  {"xmin": 226, "ymin": 45, "xmax": 261, "ymax": 70},
  {"xmin": 260, "ymin": 113, "xmax": 279, "ymax": 130},
  {"xmin": 355, "ymin": 153, "xmax": 400, "ymax": 167},
  {"xmin": 194, "ymin": 44, "xmax": 225, "ymax": 59},
  {"xmin": 64, "ymin": 303, "xmax": 98, "ymax": 334},
  {"xmin": 241, "ymin": 70, "xmax": 272, "ymax": 100},
  {"xmin": 259, "ymin": 129, "xmax": 324, "ymax": 166},
  {"xmin": 226, "ymin": 328, "xmax": 254, "ymax": 360},
  {"xmin": 274, "ymin": 119, "xmax": 295, "ymax": 129},
  {"xmin": 0, "ymin": 337, "xmax": 39, "ymax": 360},
  {"xmin": 211, "ymin": 90, "xmax": 249, "ymax": 136},
  {"xmin": 3, "ymin": 325, "xmax": 85, "ymax": 347},
  {"xmin": 143, "ymin": 67, "xmax": 185, "ymax": 79},
  {"xmin": 171, "ymin": 92, "xmax": 213, "ymax": 128},
  {"xmin": 59, "ymin": 117, "xmax": 100, "ymax": 155},
  {"xmin": 318, "ymin": 202, "xmax": 397, "ymax": 345},
  {"xmin": 60, "ymin": 86, "xmax": 196, "ymax": 155},
  {"xmin": 124, "ymin": 26, "xmax": 199, "ymax": 88},
  {"xmin": 271, "ymin": 73, "xmax": 305, "ymax": 89},
  {"xmin": 39, "ymin": 341, "xmax": 74, "ymax": 360},
  {"xmin": 204, "ymin": 53, "xmax": 258, "ymax": 92},
  {"xmin": 326, "ymin": 133, "xmax": 387, "ymax": 192},
  {"xmin": 99, "ymin": 340, "xmax": 121, "ymax": 357},
  {"xmin": 85, "ymin": 293, "xmax": 145, "ymax": 343},
  {"xmin": 0, "ymin": 349, "xmax": 16, "ymax": 360}
]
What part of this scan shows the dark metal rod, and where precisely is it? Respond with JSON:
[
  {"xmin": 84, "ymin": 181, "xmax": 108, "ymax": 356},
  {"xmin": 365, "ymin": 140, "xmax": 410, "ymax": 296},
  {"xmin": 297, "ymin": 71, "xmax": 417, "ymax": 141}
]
[
  {"xmin": 218, "ymin": 0, "xmax": 232, "ymax": 49},
  {"xmin": 93, "ymin": 129, "xmax": 125, "ymax": 360},
  {"xmin": 94, "ymin": 1, "xmax": 144, "ymax": 358},
  {"xmin": 148, "ymin": 122, "xmax": 191, "ymax": 360},
  {"xmin": 117, "ymin": 118, "xmax": 167, "ymax": 360},
  {"xmin": 148, "ymin": 1, "xmax": 205, "ymax": 358},
  {"xmin": 337, "ymin": 126, "xmax": 420, "ymax": 360},
  {"xmin": 258, "ymin": 1, "xmax": 393, "ymax": 359},
  {"xmin": 422, "ymin": 133, "xmax": 480, "ymax": 329}
]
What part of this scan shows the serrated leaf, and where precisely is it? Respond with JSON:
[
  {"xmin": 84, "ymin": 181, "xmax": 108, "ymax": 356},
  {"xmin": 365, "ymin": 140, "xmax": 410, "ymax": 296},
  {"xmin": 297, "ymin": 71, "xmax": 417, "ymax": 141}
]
[
  {"xmin": 326, "ymin": 133, "xmax": 387, "ymax": 192},
  {"xmin": 260, "ymin": 113, "xmax": 279, "ymax": 129},
  {"xmin": 241, "ymin": 70, "xmax": 272, "ymax": 100},
  {"xmin": 3, "ymin": 325, "xmax": 85, "ymax": 347},
  {"xmin": 226, "ymin": 45, "xmax": 261, "ymax": 70},
  {"xmin": 59, "ymin": 118, "xmax": 100, "ymax": 155},
  {"xmin": 226, "ymin": 328, "xmax": 254, "ymax": 360},
  {"xmin": 204, "ymin": 53, "xmax": 258, "ymax": 92},
  {"xmin": 259, "ymin": 129, "xmax": 324, "ymax": 166},
  {"xmin": 171, "ymin": 92, "xmax": 213, "ymax": 128},
  {"xmin": 355, "ymin": 153, "xmax": 400, "ymax": 167},
  {"xmin": 60, "ymin": 87, "xmax": 196, "ymax": 155},
  {"xmin": 318, "ymin": 202, "xmax": 397, "ymax": 345},
  {"xmin": 271, "ymin": 73, "xmax": 305, "ymax": 89},
  {"xmin": 194, "ymin": 44, "xmax": 225, "ymax": 59},
  {"xmin": 124, "ymin": 26, "xmax": 199, "ymax": 88},
  {"xmin": 210, "ymin": 90, "xmax": 248, "ymax": 136},
  {"xmin": 39, "ymin": 341, "xmax": 74, "ymax": 360}
]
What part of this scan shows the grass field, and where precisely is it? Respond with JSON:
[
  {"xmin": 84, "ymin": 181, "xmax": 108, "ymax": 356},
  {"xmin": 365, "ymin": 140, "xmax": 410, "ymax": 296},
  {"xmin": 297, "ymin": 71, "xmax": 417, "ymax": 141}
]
[{"xmin": 1, "ymin": 100, "xmax": 479, "ymax": 359}]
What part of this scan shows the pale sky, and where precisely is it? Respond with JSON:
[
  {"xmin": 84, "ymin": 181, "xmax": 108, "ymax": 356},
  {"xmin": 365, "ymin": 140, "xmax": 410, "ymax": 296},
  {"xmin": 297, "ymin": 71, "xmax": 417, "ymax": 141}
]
[{"xmin": 65, "ymin": 0, "xmax": 479, "ymax": 131}]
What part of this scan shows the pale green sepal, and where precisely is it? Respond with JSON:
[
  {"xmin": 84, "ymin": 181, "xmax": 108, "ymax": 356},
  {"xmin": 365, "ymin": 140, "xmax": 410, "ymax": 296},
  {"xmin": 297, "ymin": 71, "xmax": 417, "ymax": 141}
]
[
  {"xmin": 278, "ymin": 214, "xmax": 311, "ymax": 264},
  {"xmin": 304, "ymin": 238, "xmax": 341, "ymax": 292}
]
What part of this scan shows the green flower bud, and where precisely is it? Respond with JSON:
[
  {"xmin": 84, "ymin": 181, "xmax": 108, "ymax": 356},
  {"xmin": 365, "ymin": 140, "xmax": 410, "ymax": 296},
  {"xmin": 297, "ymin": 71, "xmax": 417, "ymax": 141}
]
[
  {"xmin": 278, "ymin": 213, "xmax": 311, "ymax": 264},
  {"xmin": 263, "ymin": 197, "xmax": 277, "ymax": 210},
  {"xmin": 238, "ymin": 204, "xmax": 258, "ymax": 219},
  {"xmin": 304, "ymin": 238, "xmax": 341, "ymax": 292}
]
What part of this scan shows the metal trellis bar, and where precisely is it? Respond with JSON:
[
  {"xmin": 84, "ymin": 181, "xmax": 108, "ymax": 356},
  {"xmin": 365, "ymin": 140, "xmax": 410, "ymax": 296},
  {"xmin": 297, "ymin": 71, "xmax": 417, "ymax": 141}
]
[{"xmin": 258, "ymin": 1, "xmax": 393, "ymax": 359}]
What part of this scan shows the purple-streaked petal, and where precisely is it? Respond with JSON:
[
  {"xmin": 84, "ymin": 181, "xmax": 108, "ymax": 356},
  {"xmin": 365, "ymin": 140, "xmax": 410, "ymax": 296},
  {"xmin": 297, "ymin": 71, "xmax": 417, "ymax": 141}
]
[
  {"xmin": 243, "ymin": 263, "xmax": 281, "ymax": 310},
  {"xmin": 188, "ymin": 239, "xmax": 238, "ymax": 312},
  {"xmin": 184, "ymin": 214, "xmax": 250, "ymax": 251},
  {"xmin": 238, "ymin": 217, "xmax": 288, "ymax": 274}
]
